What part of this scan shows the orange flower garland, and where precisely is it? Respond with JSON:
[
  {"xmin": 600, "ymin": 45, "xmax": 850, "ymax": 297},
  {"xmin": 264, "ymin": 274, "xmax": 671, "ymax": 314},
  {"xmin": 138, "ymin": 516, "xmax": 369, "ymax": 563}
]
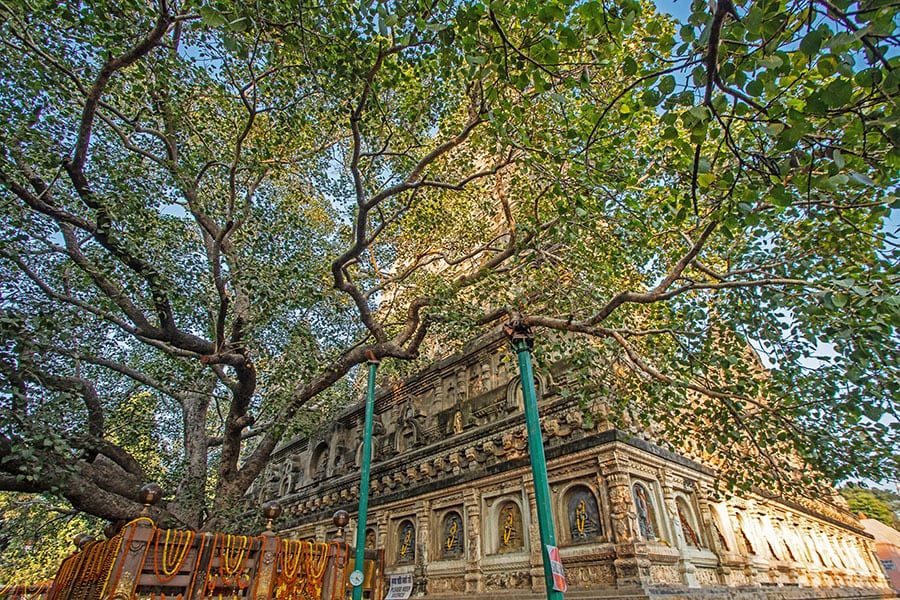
[
  {"xmin": 273, "ymin": 540, "xmax": 331, "ymax": 600},
  {"xmin": 153, "ymin": 529, "xmax": 197, "ymax": 583},
  {"xmin": 204, "ymin": 534, "xmax": 252, "ymax": 596}
]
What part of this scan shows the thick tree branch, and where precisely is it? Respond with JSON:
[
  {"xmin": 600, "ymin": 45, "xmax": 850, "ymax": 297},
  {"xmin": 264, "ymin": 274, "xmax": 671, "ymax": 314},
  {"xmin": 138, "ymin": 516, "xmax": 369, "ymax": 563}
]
[{"xmin": 586, "ymin": 221, "xmax": 718, "ymax": 326}]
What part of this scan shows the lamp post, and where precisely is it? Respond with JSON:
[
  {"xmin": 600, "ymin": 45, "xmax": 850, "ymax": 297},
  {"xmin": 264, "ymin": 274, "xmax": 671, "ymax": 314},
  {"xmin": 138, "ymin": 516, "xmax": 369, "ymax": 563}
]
[
  {"xmin": 351, "ymin": 358, "xmax": 379, "ymax": 600},
  {"xmin": 505, "ymin": 320, "xmax": 565, "ymax": 599}
]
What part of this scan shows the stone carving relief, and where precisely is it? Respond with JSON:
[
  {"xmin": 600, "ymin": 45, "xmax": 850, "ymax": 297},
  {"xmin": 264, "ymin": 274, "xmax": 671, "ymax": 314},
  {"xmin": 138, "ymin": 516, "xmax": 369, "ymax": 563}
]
[
  {"xmin": 565, "ymin": 564, "xmax": 616, "ymax": 587},
  {"xmin": 393, "ymin": 399, "xmax": 426, "ymax": 454},
  {"xmin": 310, "ymin": 442, "xmax": 329, "ymax": 481},
  {"xmin": 695, "ymin": 568, "xmax": 719, "ymax": 586},
  {"xmin": 650, "ymin": 564, "xmax": 681, "ymax": 585},
  {"xmin": 277, "ymin": 460, "xmax": 294, "ymax": 497},
  {"xmin": 483, "ymin": 571, "xmax": 531, "ymax": 591},
  {"xmin": 441, "ymin": 511, "xmax": 464, "ymax": 559},
  {"xmin": 427, "ymin": 576, "xmax": 465, "ymax": 594},
  {"xmin": 633, "ymin": 482, "xmax": 657, "ymax": 540},
  {"xmin": 566, "ymin": 485, "xmax": 603, "ymax": 543},
  {"xmin": 455, "ymin": 369, "xmax": 467, "ymax": 403},
  {"xmin": 676, "ymin": 498, "xmax": 702, "ymax": 549},
  {"xmin": 465, "ymin": 496, "xmax": 482, "ymax": 567},
  {"xmin": 497, "ymin": 501, "xmax": 524, "ymax": 554},
  {"xmin": 397, "ymin": 519, "xmax": 416, "ymax": 565},
  {"xmin": 331, "ymin": 444, "xmax": 349, "ymax": 476},
  {"xmin": 605, "ymin": 472, "xmax": 636, "ymax": 543}
]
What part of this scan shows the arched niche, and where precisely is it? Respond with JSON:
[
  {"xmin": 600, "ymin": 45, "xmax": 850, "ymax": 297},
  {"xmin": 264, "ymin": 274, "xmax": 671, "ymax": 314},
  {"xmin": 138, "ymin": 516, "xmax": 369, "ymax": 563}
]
[
  {"xmin": 675, "ymin": 496, "xmax": 703, "ymax": 549},
  {"xmin": 564, "ymin": 484, "xmax": 603, "ymax": 544},
  {"xmin": 496, "ymin": 500, "xmax": 525, "ymax": 554},
  {"xmin": 439, "ymin": 510, "xmax": 465, "ymax": 560},
  {"xmin": 505, "ymin": 373, "xmax": 546, "ymax": 413},
  {"xmin": 309, "ymin": 442, "xmax": 329, "ymax": 479},
  {"xmin": 396, "ymin": 519, "xmax": 416, "ymax": 565},
  {"xmin": 632, "ymin": 482, "xmax": 659, "ymax": 541}
]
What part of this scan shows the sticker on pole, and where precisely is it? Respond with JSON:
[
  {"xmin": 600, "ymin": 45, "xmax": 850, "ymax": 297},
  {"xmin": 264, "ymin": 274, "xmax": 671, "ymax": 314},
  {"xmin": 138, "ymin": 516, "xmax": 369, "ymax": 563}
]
[
  {"xmin": 546, "ymin": 545, "xmax": 567, "ymax": 592},
  {"xmin": 349, "ymin": 569, "xmax": 364, "ymax": 587}
]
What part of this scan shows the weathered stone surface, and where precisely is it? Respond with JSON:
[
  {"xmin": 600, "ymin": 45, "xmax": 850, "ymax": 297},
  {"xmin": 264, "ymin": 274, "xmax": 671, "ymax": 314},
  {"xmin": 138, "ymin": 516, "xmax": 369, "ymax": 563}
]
[{"xmin": 255, "ymin": 333, "xmax": 894, "ymax": 600}]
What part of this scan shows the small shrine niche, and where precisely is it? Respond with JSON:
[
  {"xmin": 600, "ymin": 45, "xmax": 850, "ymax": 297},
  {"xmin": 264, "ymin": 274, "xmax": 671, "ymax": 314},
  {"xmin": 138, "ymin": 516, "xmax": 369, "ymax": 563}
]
[
  {"xmin": 497, "ymin": 501, "xmax": 524, "ymax": 554},
  {"xmin": 310, "ymin": 442, "xmax": 329, "ymax": 480},
  {"xmin": 676, "ymin": 497, "xmax": 702, "ymax": 549},
  {"xmin": 713, "ymin": 518, "xmax": 730, "ymax": 551},
  {"xmin": 632, "ymin": 482, "xmax": 657, "ymax": 540},
  {"xmin": 397, "ymin": 520, "xmax": 416, "ymax": 564},
  {"xmin": 566, "ymin": 485, "xmax": 603, "ymax": 543},
  {"xmin": 441, "ymin": 511, "xmax": 464, "ymax": 559}
]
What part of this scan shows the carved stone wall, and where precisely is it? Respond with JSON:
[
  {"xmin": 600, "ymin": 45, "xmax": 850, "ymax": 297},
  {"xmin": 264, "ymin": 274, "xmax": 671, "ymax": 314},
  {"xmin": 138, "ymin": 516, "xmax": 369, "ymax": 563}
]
[{"xmin": 261, "ymin": 332, "xmax": 894, "ymax": 600}]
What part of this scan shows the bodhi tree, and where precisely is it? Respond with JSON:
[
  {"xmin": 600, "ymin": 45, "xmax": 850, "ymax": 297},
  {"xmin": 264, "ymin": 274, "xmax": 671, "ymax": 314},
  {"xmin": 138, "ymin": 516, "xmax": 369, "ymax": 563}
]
[{"xmin": 0, "ymin": 0, "xmax": 897, "ymax": 531}]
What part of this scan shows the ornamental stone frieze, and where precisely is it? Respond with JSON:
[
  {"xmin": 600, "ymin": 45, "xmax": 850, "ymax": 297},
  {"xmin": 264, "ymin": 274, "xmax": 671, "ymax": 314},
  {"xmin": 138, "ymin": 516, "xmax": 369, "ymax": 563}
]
[{"xmin": 256, "ymin": 332, "xmax": 894, "ymax": 600}]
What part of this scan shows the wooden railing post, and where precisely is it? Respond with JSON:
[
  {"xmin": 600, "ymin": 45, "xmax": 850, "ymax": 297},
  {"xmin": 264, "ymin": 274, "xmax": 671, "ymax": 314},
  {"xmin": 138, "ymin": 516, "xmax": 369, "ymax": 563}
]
[
  {"xmin": 102, "ymin": 519, "xmax": 155, "ymax": 600},
  {"xmin": 249, "ymin": 532, "xmax": 277, "ymax": 600}
]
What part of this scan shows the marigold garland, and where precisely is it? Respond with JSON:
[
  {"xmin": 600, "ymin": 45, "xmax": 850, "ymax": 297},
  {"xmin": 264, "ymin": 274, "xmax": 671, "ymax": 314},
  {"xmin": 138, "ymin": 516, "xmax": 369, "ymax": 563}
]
[
  {"xmin": 0, "ymin": 582, "xmax": 52, "ymax": 600},
  {"xmin": 304, "ymin": 542, "xmax": 328, "ymax": 581},
  {"xmin": 153, "ymin": 529, "xmax": 197, "ymax": 582},
  {"xmin": 219, "ymin": 535, "xmax": 250, "ymax": 584},
  {"xmin": 95, "ymin": 532, "xmax": 124, "ymax": 600},
  {"xmin": 273, "ymin": 539, "xmax": 331, "ymax": 600},
  {"xmin": 104, "ymin": 519, "xmax": 153, "ymax": 600},
  {"xmin": 48, "ymin": 555, "xmax": 79, "ymax": 600},
  {"xmin": 204, "ymin": 534, "xmax": 253, "ymax": 596}
]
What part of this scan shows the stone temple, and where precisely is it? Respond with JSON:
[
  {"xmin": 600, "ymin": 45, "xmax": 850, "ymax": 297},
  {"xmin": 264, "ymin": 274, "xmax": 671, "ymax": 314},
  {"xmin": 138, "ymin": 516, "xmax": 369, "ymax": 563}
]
[{"xmin": 249, "ymin": 331, "xmax": 894, "ymax": 599}]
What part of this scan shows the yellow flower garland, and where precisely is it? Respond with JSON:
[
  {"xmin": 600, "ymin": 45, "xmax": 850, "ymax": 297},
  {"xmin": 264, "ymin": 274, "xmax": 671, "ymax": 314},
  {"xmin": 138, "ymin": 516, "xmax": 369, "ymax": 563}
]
[{"xmin": 153, "ymin": 528, "xmax": 196, "ymax": 582}]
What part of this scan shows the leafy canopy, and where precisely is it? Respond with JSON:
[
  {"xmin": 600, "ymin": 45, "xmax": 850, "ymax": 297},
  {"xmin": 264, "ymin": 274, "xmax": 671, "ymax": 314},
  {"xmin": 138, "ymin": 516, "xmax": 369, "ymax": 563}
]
[{"xmin": 0, "ymin": 0, "xmax": 896, "ymax": 546}]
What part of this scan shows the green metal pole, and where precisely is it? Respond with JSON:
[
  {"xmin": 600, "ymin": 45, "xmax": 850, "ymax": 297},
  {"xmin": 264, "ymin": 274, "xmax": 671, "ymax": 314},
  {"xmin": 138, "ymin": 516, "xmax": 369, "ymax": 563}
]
[
  {"xmin": 507, "ymin": 322, "xmax": 565, "ymax": 600},
  {"xmin": 352, "ymin": 359, "xmax": 379, "ymax": 600}
]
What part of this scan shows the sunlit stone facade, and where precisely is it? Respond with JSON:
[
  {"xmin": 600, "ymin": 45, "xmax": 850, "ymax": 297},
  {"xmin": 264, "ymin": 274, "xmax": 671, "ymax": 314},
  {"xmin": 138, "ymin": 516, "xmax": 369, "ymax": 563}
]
[{"xmin": 251, "ymin": 332, "xmax": 894, "ymax": 599}]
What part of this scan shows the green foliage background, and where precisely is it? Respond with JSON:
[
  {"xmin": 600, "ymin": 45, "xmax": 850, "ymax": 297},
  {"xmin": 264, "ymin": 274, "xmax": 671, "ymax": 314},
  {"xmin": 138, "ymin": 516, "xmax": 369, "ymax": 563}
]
[{"xmin": 0, "ymin": 0, "xmax": 895, "ymax": 563}]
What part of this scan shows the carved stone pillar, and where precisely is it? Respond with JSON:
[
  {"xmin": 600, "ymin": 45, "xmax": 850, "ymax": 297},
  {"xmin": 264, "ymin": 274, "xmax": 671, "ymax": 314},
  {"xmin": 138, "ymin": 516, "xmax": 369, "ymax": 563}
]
[
  {"xmin": 695, "ymin": 484, "xmax": 729, "ymax": 585},
  {"xmin": 376, "ymin": 518, "xmax": 389, "ymax": 571},
  {"xmin": 523, "ymin": 474, "xmax": 545, "ymax": 594},
  {"xmin": 661, "ymin": 476, "xmax": 698, "ymax": 588},
  {"xmin": 414, "ymin": 500, "xmax": 431, "ymax": 596},
  {"xmin": 598, "ymin": 453, "xmax": 651, "ymax": 590},
  {"xmin": 464, "ymin": 489, "xmax": 484, "ymax": 593}
]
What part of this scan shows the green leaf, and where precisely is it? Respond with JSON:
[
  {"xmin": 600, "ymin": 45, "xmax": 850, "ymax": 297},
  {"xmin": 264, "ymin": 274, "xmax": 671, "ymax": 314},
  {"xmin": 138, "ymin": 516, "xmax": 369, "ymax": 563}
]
[
  {"xmin": 758, "ymin": 54, "xmax": 783, "ymax": 69},
  {"xmin": 658, "ymin": 75, "xmax": 676, "ymax": 95},
  {"xmin": 745, "ymin": 78, "xmax": 764, "ymax": 97},
  {"xmin": 697, "ymin": 173, "xmax": 716, "ymax": 188},
  {"xmin": 622, "ymin": 57, "xmax": 638, "ymax": 76},
  {"xmin": 199, "ymin": 6, "xmax": 227, "ymax": 27},
  {"xmin": 855, "ymin": 68, "xmax": 883, "ymax": 87},
  {"xmin": 823, "ymin": 78, "xmax": 853, "ymax": 107},
  {"xmin": 799, "ymin": 29, "xmax": 824, "ymax": 55},
  {"xmin": 641, "ymin": 88, "xmax": 662, "ymax": 106}
]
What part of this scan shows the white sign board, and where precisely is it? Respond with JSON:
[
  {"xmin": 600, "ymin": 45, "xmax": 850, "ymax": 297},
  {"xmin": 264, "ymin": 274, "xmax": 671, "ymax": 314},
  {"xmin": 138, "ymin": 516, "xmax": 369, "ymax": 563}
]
[{"xmin": 385, "ymin": 574, "xmax": 414, "ymax": 600}]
